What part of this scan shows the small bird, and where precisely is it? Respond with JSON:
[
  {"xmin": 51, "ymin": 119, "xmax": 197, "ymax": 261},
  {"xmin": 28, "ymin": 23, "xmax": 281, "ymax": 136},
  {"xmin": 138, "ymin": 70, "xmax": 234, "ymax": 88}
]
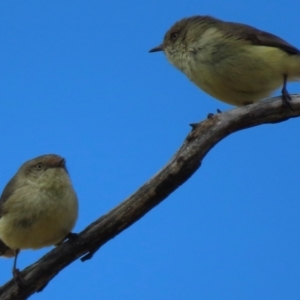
[
  {"xmin": 0, "ymin": 154, "xmax": 78, "ymax": 281},
  {"xmin": 149, "ymin": 16, "xmax": 300, "ymax": 107}
]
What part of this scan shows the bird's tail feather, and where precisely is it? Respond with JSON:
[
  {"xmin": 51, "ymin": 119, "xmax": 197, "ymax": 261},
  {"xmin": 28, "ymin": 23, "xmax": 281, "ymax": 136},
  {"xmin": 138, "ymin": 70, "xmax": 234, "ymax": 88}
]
[{"xmin": 0, "ymin": 239, "xmax": 15, "ymax": 257}]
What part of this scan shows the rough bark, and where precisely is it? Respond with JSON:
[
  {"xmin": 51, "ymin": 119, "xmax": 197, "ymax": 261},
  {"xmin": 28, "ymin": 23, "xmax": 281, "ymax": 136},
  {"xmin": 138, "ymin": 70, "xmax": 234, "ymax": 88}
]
[{"xmin": 0, "ymin": 95, "xmax": 299, "ymax": 299}]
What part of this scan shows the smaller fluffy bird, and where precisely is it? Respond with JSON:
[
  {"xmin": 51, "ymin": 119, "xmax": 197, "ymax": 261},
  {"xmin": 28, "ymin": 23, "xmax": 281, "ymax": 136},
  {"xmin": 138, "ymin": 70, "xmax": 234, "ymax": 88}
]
[
  {"xmin": 149, "ymin": 16, "xmax": 300, "ymax": 107},
  {"xmin": 0, "ymin": 154, "xmax": 78, "ymax": 281}
]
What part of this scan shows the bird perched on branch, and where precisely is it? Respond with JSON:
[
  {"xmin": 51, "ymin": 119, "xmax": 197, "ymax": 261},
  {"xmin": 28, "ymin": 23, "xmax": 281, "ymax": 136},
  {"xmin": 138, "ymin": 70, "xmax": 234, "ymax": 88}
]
[
  {"xmin": 150, "ymin": 16, "xmax": 300, "ymax": 108},
  {"xmin": 0, "ymin": 154, "xmax": 78, "ymax": 283}
]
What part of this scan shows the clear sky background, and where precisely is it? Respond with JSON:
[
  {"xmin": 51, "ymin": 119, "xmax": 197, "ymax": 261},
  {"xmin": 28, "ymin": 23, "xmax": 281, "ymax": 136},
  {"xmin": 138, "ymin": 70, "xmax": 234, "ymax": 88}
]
[{"xmin": 0, "ymin": 1, "xmax": 299, "ymax": 299}]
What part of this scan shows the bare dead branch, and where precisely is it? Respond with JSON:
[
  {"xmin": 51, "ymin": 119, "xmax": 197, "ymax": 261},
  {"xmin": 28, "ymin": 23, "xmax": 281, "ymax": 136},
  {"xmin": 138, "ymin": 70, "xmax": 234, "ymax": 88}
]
[{"xmin": 0, "ymin": 95, "xmax": 299, "ymax": 299}]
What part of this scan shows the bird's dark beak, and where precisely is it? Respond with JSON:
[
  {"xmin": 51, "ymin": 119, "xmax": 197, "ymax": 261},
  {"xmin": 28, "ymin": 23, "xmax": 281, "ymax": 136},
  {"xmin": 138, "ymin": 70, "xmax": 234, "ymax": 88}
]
[
  {"xmin": 149, "ymin": 44, "xmax": 164, "ymax": 53},
  {"xmin": 58, "ymin": 158, "xmax": 68, "ymax": 173},
  {"xmin": 58, "ymin": 158, "xmax": 66, "ymax": 168},
  {"xmin": 51, "ymin": 157, "xmax": 66, "ymax": 168}
]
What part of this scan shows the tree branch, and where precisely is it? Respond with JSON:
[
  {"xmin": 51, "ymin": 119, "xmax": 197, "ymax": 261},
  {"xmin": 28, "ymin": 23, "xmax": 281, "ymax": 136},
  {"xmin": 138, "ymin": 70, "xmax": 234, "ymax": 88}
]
[{"xmin": 1, "ymin": 95, "xmax": 300, "ymax": 299}]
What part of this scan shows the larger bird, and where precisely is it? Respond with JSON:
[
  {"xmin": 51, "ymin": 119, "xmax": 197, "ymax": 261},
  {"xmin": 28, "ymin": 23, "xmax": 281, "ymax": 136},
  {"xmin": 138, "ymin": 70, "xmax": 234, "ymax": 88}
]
[{"xmin": 150, "ymin": 16, "xmax": 300, "ymax": 107}]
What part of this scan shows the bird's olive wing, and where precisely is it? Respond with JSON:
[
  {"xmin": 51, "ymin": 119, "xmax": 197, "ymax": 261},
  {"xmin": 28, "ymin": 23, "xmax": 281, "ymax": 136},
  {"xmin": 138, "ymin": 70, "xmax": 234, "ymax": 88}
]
[
  {"xmin": 0, "ymin": 175, "xmax": 19, "ymax": 217},
  {"xmin": 227, "ymin": 22, "xmax": 300, "ymax": 55}
]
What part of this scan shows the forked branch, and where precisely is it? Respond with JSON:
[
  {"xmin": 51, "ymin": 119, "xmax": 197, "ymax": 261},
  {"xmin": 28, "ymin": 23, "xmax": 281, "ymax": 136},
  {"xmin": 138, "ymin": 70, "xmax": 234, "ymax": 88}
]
[{"xmin": 0, "ymin": 95, "xmax": 299, "ymax": 299}]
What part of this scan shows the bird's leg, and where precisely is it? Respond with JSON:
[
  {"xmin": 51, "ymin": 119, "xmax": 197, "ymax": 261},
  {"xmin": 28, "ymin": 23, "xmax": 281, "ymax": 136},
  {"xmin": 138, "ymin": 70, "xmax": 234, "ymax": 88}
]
[
  {"xmin": 56, "ymin": 232, "xmax": 78, "ymax": 246},
  {"xmin": 281, "ymin": 74, "xmax": 294, "ymax": 111},
  {"xmin": 12, "ymin": 249, "xmax": 23, "ymax": 286},
  {"xmin": 65, "ymin": 232, "xmax": 78, "ymax": 241}
]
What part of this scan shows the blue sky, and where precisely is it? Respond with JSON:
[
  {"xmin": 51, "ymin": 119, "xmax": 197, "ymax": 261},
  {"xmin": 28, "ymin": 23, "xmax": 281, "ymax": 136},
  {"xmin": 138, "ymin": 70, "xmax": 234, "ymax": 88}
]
[{"xmin": 0, "ymin": 1, "xmax": 299, "ymax": 299}]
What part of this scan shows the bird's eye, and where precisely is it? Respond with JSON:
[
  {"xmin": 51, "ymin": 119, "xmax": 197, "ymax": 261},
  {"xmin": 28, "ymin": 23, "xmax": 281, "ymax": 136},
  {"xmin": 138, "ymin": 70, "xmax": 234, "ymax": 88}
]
[
  {"xmin": 171, "ymin": 32, "xmax": 179, "ymax": 41},
  {"xmin": 36, "ymin": 163, "xmax": 43, "ymax": 170}
]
